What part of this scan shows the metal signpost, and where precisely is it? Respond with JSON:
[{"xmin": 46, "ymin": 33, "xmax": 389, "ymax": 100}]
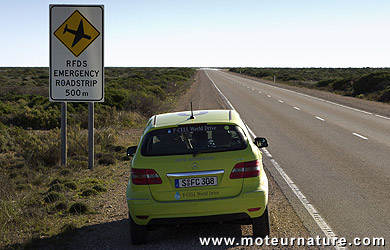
[{"xmin": 50, "ymin": 5, "xmax": 104, "ymax": 169}]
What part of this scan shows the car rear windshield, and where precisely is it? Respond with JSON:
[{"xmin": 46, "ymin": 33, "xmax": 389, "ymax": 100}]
[{"xmin": 141, "ymin": 124, "xmax": 248, "ymax": 156}]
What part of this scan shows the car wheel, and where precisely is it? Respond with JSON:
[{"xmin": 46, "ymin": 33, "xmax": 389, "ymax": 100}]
[
  {"xmin": 252, "ymin": 207, "xmax": 270, "ymax": 238},
  {"xmin": 129, "ymin": 214, "xmax": 148, "ymax": 245}
]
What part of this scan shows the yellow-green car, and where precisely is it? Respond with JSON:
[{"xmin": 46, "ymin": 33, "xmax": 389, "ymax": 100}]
[{"xmin": 126, "ymin": 109, "xmax": 269, "ymax": 244}]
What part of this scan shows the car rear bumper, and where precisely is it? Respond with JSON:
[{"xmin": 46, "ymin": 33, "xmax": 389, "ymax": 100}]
[{"xmin": 127, "ymin": 189, "xmax": 267, "ymax": 226}]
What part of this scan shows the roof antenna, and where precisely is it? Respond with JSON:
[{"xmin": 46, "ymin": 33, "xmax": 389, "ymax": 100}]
[{"xmin": 189, "ymin": 102, "xmax": 195, "ymax": 119}]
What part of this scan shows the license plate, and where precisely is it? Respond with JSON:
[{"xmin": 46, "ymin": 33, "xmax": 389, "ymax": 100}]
[{"xmin": 175, "ymin": 177, "xmax": 217, "ymax": 188}]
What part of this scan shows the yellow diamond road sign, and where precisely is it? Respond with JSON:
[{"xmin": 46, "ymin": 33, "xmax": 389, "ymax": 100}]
[{"xmin": 54, "ymin": 10, "xmax": 100, "ymax": 57}]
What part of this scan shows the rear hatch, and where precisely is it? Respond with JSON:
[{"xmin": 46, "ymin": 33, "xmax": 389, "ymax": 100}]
[{"xmin": 137, "ymin": 124, "xmax": 253, "ymax": 201}]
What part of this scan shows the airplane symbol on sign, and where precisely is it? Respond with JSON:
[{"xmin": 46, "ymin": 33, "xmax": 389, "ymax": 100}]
[
  {"xmin": 63, "ymin": 19, "xmax": 91, "ymax": 47},
  {"xmin": 54, "ymin": 10, "xmax": 100, "ymax": 57}
]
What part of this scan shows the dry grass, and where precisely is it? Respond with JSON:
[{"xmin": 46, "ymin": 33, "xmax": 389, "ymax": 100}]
[{"xmin": 0, "ymin": 127, "xmax": 143, "ymax": 249}]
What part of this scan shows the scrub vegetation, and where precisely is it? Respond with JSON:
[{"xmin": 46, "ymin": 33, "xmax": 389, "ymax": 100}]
[
  {"xmin": 0, "ymin": 67, "xmax": 195, "ymax": 248},
  {"xmin": 229, "ymin": 68, "xmax": 390, "ymax": 103}
]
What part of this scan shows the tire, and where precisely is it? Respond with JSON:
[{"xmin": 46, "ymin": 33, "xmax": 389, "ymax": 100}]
[
  {"xmin": 252, "ymin": 207, "xmax": 270, "ymax": 238},
  {"xmin": 129, "ymin": 214, "xmax": 148, "ymax": 245}
]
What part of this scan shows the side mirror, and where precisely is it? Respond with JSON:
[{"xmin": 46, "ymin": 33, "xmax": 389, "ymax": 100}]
[
  {"xmin": 127, "ymin": 146, "xmax": 137, "ymax": 157},
  {"xmin": 254, "ymin": 137, "xmax": 268, "ymax": 148}
]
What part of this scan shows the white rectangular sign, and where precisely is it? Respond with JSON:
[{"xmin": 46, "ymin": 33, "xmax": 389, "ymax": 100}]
[{"xmin": 50, "ymin": 5, "xmax": 104, "ymax": 102}]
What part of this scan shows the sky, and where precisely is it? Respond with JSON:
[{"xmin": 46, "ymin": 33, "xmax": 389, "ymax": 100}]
[{"xmin": 1, "ymin": 0, "xmax": 389, "ymax": 67}]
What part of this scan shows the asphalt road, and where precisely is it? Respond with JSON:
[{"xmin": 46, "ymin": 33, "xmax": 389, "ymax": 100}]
[{"xmin": 204, "ymin": 69, "xmax": 390, "ymax": 248}]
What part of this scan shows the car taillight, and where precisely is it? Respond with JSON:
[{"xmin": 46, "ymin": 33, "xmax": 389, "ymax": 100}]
[
  {"xmin": 230, "ymin": 160, "xmax": 261, "ymax": 179},
  {"xmin": 131, "ymin": 168, "xmax": 162, "ymax": 185}
]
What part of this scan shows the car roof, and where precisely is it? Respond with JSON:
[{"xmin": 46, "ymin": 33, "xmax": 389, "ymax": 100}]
[{"xmin": 148, "ymin": 109, "xmax": 242, "ymax": 129}]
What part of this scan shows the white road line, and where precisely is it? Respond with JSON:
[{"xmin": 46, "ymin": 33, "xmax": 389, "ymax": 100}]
[
  {"xmin": 267, "ymin": 95, "xmax": 271, "ymax": 98},
  {"xmin": 315, "ymin": 116, "xmax": 325, "ymax": 121},
  {"xmin": 252, "ymin": 88, "xmax": 255, "ymax": 91},
  {"xmin": 325, "ymin": 101, "xmax": 372, "ymax": 115},
  {"xmin": 296, "ymin": 92, "xmax": 325, "ymax": 102},
  {"xmin": 205, "ymin": 71, "xmax": 236, "ymax": 111},
  {"xmin": 259, "ymin": 140, "xmax": 344, "ymax": 250},
  {"xmin": 294, "ymin": 107, "xmax": 301, "ymax": 111},
  {"xmin": 375, "ymin": 114, "xmax": 390, "ymax": 120},
  {"xmin": 352, "ymin": 133, "xmax": 368, "ymax": 140},
  {"xmin": 204, "ymin": 70, "xmax": 344, "ymax": 250},
  {"xmin": 278, "ymin": 100, "xmax": 284, "ymax": 103},
  {"xmin": 258, "ymin": 91, "xmax": 262, "ymax": 94}
]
